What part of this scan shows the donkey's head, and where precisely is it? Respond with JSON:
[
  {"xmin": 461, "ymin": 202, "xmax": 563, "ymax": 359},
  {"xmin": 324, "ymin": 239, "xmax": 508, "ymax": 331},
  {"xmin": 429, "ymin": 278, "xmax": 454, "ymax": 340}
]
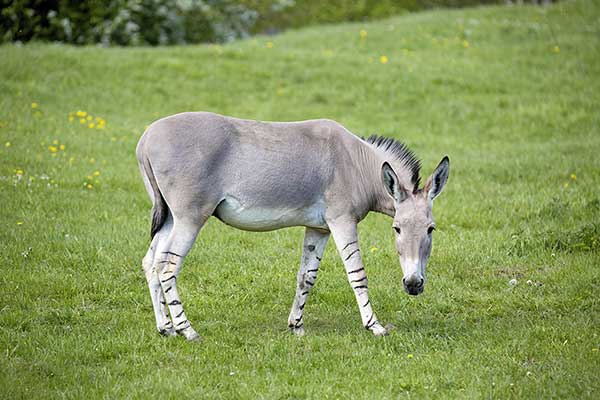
[{"xmin": 381, "ymin": 157, "xmax": 449, "ymax": 295}]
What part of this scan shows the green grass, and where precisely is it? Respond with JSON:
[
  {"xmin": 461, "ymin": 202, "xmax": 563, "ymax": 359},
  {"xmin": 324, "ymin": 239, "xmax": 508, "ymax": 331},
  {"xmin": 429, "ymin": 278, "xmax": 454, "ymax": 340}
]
[{"xmin": 1, "ymin": 1, "xmax": 599, "ymax": 398}]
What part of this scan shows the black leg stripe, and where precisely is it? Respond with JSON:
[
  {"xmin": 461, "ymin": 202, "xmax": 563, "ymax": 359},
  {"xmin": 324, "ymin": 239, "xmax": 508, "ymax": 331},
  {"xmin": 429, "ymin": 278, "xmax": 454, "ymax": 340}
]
[
  {"xmin": 305, "ymin": 280, "xmax": 314, "ymax": 287},
  {"xmin": 307, "ymin": 268, "xmax": 318, "ymax": 273},
  {"xmin": 345, "ymin": 249, "xmax": 360, "ymax": 261},
  {"xmin": 347, "ymin": 267, "xmax": 365, "ymax": 275},
  {"xmin": 301, "ymin": 291, "xmax": 309, "ymax": 296},
  {"xmin": 168, "ymin": 300, "xmax": 182, "ymax": 306},
  {"xmin": 365, "ymin": 314, "xmax": 375, "ymax": 329},
  {"xmin": 350, "ymin": 276, "xmax": 367, "ymax": 284},
  {"xmin": 299, "ymin": 302, "xmax": 306, "ymax": 310},
  {"xmin": 161, "ymin": 275, "xmax": 176, "ymax": 283},
  {"xmin": 162, "ymin": 251, "xmax": 182, "ymax": 257},
  {"xmin": 362, "ymin": 299, "xmax": 370, "ymax": 308},
  {"xmin": 342, "ymin": 241, "xmax": 358, "ymax": 251},
  {"xmin": 176, "ymin": 310, "xmax": 184, "ymax": 318},
  {"xmin": 176, "ymin": 319, "xmax": 188, "ymax": 327},
  {"xmin": 353, "ymin": 285, "xmax": 368, "ymax": 290},
  {"xmin": 164, "ymin": 286, "xmax": 172, "ymax": 293}
]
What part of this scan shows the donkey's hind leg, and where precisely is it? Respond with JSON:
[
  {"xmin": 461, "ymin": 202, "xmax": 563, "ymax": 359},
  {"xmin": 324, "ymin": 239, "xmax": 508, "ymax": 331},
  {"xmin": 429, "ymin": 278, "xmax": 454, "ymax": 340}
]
[
  {"xmin": 143, "ymin": 213, "xmax": 176, "ymax": 336},
  {"xmin": 154, "ymin": 215, "xmax": 206, "ymax": 342}
]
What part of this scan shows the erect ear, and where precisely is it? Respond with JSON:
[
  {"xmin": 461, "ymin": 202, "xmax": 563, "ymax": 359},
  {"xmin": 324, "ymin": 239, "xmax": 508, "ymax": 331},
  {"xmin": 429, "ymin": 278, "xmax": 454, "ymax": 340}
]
[
  {"xmin": 381, "ymin": 162, "xmax": 409, "ymax": 203},
  {"xmin": 423, "ymin": 156, "xmax": 450, "ymax": 202}
]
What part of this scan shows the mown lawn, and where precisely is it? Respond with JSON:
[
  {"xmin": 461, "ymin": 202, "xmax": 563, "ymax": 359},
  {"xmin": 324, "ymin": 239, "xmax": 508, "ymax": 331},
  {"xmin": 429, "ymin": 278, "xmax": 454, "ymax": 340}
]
[{"xmin": 1, "ymin": 0, "xmax": 599, "ymax": 398}]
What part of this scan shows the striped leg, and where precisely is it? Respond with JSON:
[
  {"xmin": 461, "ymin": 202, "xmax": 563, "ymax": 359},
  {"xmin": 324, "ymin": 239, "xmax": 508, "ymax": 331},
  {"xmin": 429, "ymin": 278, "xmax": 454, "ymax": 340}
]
[
  {"xmin": 288, "ymin": 228, "xmax": 330, "ymax": 336},
  {"xmin": 154, "ymin": 218, "xmax": 203, "ymax": 342},
  {"xmin": 143, "ymin": 213, "xmax": 175, "ymax": 336},
  {"xmin": 328, "ymin": 219, "xmax": 387, "ymax": 336}
]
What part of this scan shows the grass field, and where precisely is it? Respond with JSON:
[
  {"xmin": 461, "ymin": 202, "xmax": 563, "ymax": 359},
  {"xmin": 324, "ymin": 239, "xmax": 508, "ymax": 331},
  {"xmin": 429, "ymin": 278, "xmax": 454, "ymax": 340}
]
[{"xmin": 1, "ymin": 0, "xmax": 599, "ymax": 398}]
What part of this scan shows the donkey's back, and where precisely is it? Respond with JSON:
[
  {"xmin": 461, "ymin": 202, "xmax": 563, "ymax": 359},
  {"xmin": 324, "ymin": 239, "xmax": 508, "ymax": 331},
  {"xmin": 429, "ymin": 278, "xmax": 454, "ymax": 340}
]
[{"xmin": 136, "ymin": 112, "xmax": 358, "ymax": 233}]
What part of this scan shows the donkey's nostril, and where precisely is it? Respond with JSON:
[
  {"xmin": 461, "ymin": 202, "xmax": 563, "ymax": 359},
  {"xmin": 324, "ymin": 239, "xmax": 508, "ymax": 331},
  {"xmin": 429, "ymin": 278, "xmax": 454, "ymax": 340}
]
[
  {"xmin": 418, "ymin": 278, "xmax": 424, "ymax": 287},
  {"xmin": 402, "ymin": 278, "xmax": 406, "ymax": 285}
]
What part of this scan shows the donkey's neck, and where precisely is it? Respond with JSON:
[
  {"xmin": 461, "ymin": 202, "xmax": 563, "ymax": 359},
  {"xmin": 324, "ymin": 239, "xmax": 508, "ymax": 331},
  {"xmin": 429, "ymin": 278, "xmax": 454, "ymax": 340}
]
[
  {"xmin": 351, "ymin": 143, "xmax": 396, "ymax": 219},
  {"xmin": 356, "ymin": 138, "xmax": 421, "ymax": 219}
]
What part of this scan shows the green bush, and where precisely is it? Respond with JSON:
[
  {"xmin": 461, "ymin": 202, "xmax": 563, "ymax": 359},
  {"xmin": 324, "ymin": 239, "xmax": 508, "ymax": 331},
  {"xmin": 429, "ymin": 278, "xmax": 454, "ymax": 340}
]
[{"xmin": 0, "ymin": 0, "xmax": 258, "ymax": 45}]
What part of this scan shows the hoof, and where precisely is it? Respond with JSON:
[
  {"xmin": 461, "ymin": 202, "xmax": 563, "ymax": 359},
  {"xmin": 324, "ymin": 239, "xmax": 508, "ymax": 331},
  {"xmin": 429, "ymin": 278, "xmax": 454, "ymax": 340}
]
[
  {"xmin": 177, "ymin": 326, "xmax": 201, "ymax": 342},
  {"xmin": 158, "ymin": 326, "xmax": 177, "ymax": 337},
  {"xmin": 290, "ymin": 325, "xmax": 305, "ymax": 337},
  {"xmin": 370, "ymin": 322, "xmax": 388, "ymax": 337}
]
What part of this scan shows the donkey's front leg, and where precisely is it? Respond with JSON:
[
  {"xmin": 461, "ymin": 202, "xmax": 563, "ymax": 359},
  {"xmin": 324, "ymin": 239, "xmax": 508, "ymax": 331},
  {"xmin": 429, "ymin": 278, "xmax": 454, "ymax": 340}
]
[
  {"xmin": 288, "ymin": 228, "xmax": 330, "ymax": 336},
  {"xmin": 329, "ymin": 219, "xmax": 387, "ymax": 336}
]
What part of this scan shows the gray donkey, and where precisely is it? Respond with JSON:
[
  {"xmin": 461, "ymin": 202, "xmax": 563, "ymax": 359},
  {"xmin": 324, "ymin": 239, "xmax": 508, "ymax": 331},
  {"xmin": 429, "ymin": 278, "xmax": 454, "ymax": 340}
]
[{"xmin": 137, "ymin": 112, "xmax": 449, "ymax": 341}]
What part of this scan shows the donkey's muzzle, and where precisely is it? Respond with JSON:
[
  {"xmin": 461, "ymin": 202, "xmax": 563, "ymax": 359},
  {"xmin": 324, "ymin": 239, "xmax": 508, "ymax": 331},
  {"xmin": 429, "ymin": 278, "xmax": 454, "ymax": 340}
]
[{"xmin": 403, "ymin": 275, "xmax": 424, "ymax": 296}]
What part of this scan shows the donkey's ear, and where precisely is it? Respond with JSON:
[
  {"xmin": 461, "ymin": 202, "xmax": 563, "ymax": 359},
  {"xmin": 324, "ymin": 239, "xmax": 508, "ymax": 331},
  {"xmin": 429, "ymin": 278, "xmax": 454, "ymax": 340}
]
[
  {"xmin": 424, "ymin": 156, "xmax": 450, "ymax": 201},
  {"xmin": 382, "ymin": 162, "xmax": 408, "ymax": 203}
]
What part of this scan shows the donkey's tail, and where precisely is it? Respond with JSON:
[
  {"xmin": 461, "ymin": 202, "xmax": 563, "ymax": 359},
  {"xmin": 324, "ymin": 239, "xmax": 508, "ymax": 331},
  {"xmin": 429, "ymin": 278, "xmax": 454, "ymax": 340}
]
[{"xmin": 139, "ymin": 155, "xmax": 168, "ymax": 240}]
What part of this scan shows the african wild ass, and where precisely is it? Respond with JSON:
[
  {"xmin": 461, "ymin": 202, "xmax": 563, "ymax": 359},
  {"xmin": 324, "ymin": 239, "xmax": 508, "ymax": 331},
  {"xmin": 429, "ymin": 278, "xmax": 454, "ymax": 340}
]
[{"xmin": 137, "ymin": 112, "xmax": 449, "ymax": 341}]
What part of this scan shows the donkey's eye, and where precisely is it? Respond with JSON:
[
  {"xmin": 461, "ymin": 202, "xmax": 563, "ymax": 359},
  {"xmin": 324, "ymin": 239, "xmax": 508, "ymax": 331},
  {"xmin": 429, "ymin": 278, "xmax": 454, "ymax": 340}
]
[
  {"xmin": 393, "ymin": 226, "xmax": 401, "ymax": 234},
  {"xmin": 427, "ymin": 226, "xmax": 436, "ymax": 235}
]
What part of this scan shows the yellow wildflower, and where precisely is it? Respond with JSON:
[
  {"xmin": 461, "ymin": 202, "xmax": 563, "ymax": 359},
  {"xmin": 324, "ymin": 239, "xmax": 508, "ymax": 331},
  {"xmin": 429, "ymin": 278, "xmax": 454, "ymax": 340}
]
[
  {"xmin": 86, "ymin": 183, "xmax": 93, "ymax": 189},
  {"xmin": 93, "ymin": 171, "xmax": 100, "ymax": 176},
  {"xmin": 87, "ymin": 175, "xmax": 93, "ymax": 180},
  {"xmin": 370, "ymin": 247, "xmax": 378, "ymax": 253},
  {"xmin": 359, "ymin": 29, "xmax": 368, "ymax": 39},
  {"xmin": 570, "ymin": 173, "xmax": 576, "ymax": 181},
  {"xmin": 553, "ymin": 46, "xmax": 560, "ymax": 53},
  {"xmin": 68, "ymin": 116, "xmax": 74, "ymax": 122},
  {"xmin": 31, "ymin": 102, "xmax": 38, "ymax": 109},
  {"xmin": 15, "ymin": 169, "xmax": 23, "ymax": 175},
  {"xmin": 87, "ymin": 115, "xmax": 93, "ymax": 121},
  {"xmin": 266, "ymin": 41, "xmax": 274, "ymax": 49},
  {"xmin": 407, "ymin": 354, "xmax": 414, "ymax": 359},
  {"xmin": 76, "ymin": 111, "xmax": 87, "ymax": 117},
  {"xmin": 52, "ymin": 139, "xmax": 59, "ymax": 145},
  {"xmin": 89, "ymin": 123, "xmax": 95, "ymax": 129},
  {"xmin": 48, "ymin": 145, "xmax": 58, "ymax": 153},
  {"xmin": 59, "ymin": 144, "xmax": 65, "ymax": 150},
  {"xmin": 462, "ymin": 40, "xmax": 470, "ymax": 48},
  {"xmin": 4, "ymin": 142, "xmax": 10, "ymax": 147},
  {"xmin": 17, "ymin": 221, "xmax": 23, "ymax": 225},
  {"xmin": 79, "ymin": 118, "xmax": 86, "ymax": 124},
  {"xmin": 379, "ymin": 55, "xmax": 389, "ymax": 64}
]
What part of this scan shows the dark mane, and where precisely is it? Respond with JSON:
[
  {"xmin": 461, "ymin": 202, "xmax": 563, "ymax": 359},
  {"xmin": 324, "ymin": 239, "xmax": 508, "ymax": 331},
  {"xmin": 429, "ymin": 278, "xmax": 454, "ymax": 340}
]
[{"xmin": 364, "ymin": 135, "xmax": 421, "ymax": 192}]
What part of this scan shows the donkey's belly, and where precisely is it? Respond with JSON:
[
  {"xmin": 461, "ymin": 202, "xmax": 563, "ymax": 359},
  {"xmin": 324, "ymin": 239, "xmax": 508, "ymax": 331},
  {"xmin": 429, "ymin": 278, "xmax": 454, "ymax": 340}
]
[{"xmin": 213, "ymin": 196, "xmax": 327, "ymax": 232}]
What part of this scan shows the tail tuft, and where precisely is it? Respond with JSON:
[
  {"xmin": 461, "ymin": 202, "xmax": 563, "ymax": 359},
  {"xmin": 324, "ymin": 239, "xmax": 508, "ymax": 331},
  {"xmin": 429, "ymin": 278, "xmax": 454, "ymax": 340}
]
[
  {"xmin": 141, "ymin": 157, "xmax": 168, "ymax": 240},
  {"xmin": 150, "ymin": 190, "xmax": 167, "ymax": 239}
]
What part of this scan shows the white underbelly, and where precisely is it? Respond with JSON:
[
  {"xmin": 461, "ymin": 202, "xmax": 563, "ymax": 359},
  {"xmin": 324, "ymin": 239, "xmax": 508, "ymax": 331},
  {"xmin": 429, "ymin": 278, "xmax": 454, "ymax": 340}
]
[{"xmin": 214, "ymin": 196, "xmax": 327, "ymax": 231}]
